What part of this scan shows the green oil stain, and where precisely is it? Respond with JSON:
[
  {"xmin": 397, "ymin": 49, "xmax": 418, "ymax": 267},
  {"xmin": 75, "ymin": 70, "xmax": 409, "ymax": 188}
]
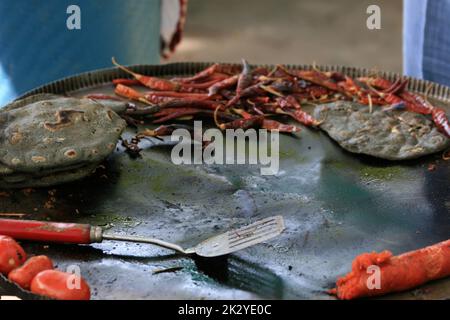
[
  {"xmin": 279, "ymin": 150, "xmax": 293, "ymax": 159},
  {"xmin": 145, "ymin": 160, "xmax": 198, "ymax": 195},
  {"xmin": 150, "ymin": 172, "xmax": 170, "ymax": 194},
  {"xmin": 324, "ymin": 160, "xmax": 348, "ymax": 170},
  {"xmin": 279, "ymin": 149, "xmax": 307, "ymax": 163},
  {"xmin": 79, "ymin": 212, "xmax": 138, "ymax": 229},
  {"xmin": 323, "ymin": 158, "xmax": 405, "ymax": 181},
  {"xmin": 359, "ymin": 166, "xmax": 404, "ymax": 180}
]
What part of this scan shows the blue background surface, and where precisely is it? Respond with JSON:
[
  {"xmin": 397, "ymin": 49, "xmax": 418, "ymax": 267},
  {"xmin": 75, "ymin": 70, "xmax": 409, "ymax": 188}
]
[
  {"xmin": 0, "ymin": 0, "xmax": 161, "ymax": 105},
  {"xmin": 404, "ymin": 0, "xmax": 450, "ymax": 87}
]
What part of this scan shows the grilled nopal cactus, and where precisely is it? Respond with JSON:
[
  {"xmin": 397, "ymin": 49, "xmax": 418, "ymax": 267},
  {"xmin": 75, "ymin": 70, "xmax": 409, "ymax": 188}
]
[
  {"xmin": 0, "ymin": 94, "xmax": 127, "ymax": 188},
  {"xmin": 315, "ymin": 101, "xmax": 450, "ymax": 160}
]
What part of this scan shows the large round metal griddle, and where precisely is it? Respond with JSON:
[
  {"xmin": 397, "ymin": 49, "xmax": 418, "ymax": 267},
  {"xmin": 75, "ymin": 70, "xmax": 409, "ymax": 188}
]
[{"xmin": 0, "ymin": 63, "xmax": 449, "ymax": 300}]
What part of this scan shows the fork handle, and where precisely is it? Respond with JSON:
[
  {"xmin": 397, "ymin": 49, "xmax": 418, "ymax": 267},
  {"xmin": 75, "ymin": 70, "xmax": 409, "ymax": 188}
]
[
  {"xmin": 0, "ymin": 219, "xmax": 102, "ymax": 244},
  {"xmin": 101, "ymin": 233, "xmax": 188, "ymax": 254}
]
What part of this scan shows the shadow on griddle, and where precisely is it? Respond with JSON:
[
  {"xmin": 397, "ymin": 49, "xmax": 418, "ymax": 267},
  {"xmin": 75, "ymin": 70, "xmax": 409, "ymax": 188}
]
[
  {"xmin": 194, "ymin": 255, "xmax": 284, "ymax": 299},
  {"xmin": 355, "ymin": 151, "xmax": 441, "ymax": 167},
  {"xmin": 0, "ymin": 154, "xmax": 124, "ymax": 223},
  {"xmin": 356, "ymin": 146, "xmax": 450, "ymax": 243},
  {"xmin": 423, "ymin": 160, "xmax": 450, "ymax": 242},
  {"xmin": 0, "ymin": 274, "xmax": 52, "ymax": 300}
]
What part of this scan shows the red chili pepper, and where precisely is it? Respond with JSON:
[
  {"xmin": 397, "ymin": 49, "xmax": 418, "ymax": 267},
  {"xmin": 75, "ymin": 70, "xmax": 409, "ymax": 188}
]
[
  {"xmin": 152, "ymin": 108, "xmax": 207, "ymax": 123},
  {"xmin": 172, "ymin": 64, "xmax": 220, "ymax": 83},
  {"xmin": 225, "ymin": 82, "xmax": 268, "ymax": 108},
  {"xmin": 249, "ymin": 96, "xmax": 271, "ymax": 104},
  {"xmin": 112, "ymin": 78, "xmax": 142, "ymax": 86},
  {"xmin": 180, "ymin": 78, "xmax": 226, "ymax": 90},
  {"xmin": 208, "ymin": 75, "xmax": 239, "ymax": 96},
  {"xmin": 251, "ymin": 67, "xmax": 270, "ymax": 77},
  {"xmin": 153, "ymin": 107, "xmax": 201, "ymax": 117},
  {"xmin": 156, "ymin": 99, "xmax": 225, "ymax": 111},
  {"xmin": 217, "ymin": 116, "xmax": 264, "ymax": 130},
  {"xmin": 286, "ymin": 109, "xmax": 321, "ymax": 126},
  {"xmin": 114, "ymin": 83, "xmax": 143, "ymax": 100},
  {"xmin": 144, "ymin": 91, "xmax": 214, "ymax": 100},
  {"xmin": 399, "ymin": 90, "xmax": 434, "ymax": 115},
  {"xmin": 306, "ymin": 86, "xmax": 330, "ymax": 99},
  {"xmin": 233, "ymin": 108, "xmax": 300, "ymax": 133},
  {"xmin": 8, "ymin": 255, "xmax": 54, "ymax": 289},
  {"xmin": 224, "ymin": 60, "xmax": 256, "ymax": 108},
  {"xmin": 153, "ymin": 108, "xmax": 236, "ymax": 124},
  {"xmin": 84, "ymin": 94, "xmax": 122, "ymax": 101},
  {"xmin": 294, "ymin": 69, "xmax": 352, "ymax": 98},
  {"xmin": 0, "ymin": 235, "xmax": 26, "ymax": 275},
  {"xmin": 31, "ymin": 270, "xmax": 91, "ymax": 300},
  {"xmin": 277, "ymin": 95, "xmax": 302, "ymax": 109},
  {"xmin": 257, "ymin": 103, "xmax": 284, "ymax": 114},
  {"xmin": 373, "ymin": 79, "xmax": 419, "ymax": 110},
  {"xmin": 145, "ymin": 94, "xmax": 175, "ymax": 104},
  {"xmin": 432, "ymin": 107, "xmax": 450, "ymax": 137},
  {"xmin": 139, "ymin": 124, "xmax": 193, "ymax": 137},
  {"xmin": 112, "ymin": 57, "xmax": 179, "ymax": 91},
  {"xmin": 358, "ymin": 77, "xmax": 397, "ymax": 91},
  {"xmin": 123, "ymin": 104, "xmax": 160, "ymax": 116},
  {"xmin": 273, "ymin": 95, "xmax": 320, "ymax": 126},
  {"xmin": 207, "ymin": 72, "xmax": 233, "ymax": 81},
  {"xmin": 215, "ymin": 107, "xmax": 258, "ymax": 129},
  {"xmin": 236, "ymin": 59, "xmax": 253, "ymax": 95},
  {"xmin": 261, "ymin": 119, "xmax": 301, "ymax": 133},
  {"xmin": 115, "ymin": 84, "xmax": 152, "ymax": 105}
]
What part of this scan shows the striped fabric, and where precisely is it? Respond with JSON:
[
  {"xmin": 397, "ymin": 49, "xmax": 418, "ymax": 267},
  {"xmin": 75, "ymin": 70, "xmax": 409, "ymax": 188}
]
[{"xmin": 404, "ymin": 0, "xmax": 450, "ymax": 86}]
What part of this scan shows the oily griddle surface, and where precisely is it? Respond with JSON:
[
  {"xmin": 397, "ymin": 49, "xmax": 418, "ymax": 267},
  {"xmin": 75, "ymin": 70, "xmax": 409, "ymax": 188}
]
[{"xmin": 0, "ymin": 63, "xmax": 449, "ymax": 300}]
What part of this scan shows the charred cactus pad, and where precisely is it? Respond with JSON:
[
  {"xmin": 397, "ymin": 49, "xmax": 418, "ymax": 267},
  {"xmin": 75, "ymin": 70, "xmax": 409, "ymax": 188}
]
[
  {"xmin": 315, "ymin": 101, "xmax": 450, "ymax": 160},
  {"xmin": 0, "ymin": 94, "xmax": 127, "ymax": 188}
]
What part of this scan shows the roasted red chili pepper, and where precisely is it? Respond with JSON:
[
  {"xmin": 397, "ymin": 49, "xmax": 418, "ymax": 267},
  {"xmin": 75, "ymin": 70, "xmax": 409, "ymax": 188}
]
[
  {"xmin": 84, "ymin": 94, "xmax": 122, "ymax": 101},
  {"xmin": 172, "ymin": 64, "xmax": 220, "ymax": 83},
  {"xmin": 225, "ymin": 59, "xmax": 254, "ymax": 107},
  {"xmin": 155, "ymin": 99, "xmax": 225, "ymax": 111},
  {"xmin": 236, "ymin": 59, "xmax": 253, "ymax": 96},
  {"xmin": 225, "ymin": 81, "xmax": 269, "ymax": 107},
  {"xmin": 112, "ymin": 57, "xmax": 179, "ymax": 91},
  {"xmin": 31, "ymin": 270, "xmax": 91, "ymax": 300},
  {"xmin": 115, "ymin": 84, "xmax": 153, "ymax": 105},
  {"xmin": 112, "ymin": 78, "xmax": 142, "ymax": 86},
  {"xmin": 261, "ymin": 119, "xmax": 301, "ymax": 133},
  {"xmin": 217, "ymin": 115, "xmax": 264, "ymax": 130},
  {"xmin": 234, "ymin": 108, "xmax": 300, "ymax": 133},
  {"xmin": 0, "ymin": 235, "xmax": 26, "ymax": 275},
  {"xmin": 208, "ymin": 75, "xmax": 239, "ymax": 96},
  {"xmin": 294, "ymin": 69, "xmax": 352, "ymax": 98},
  {"xmin": 180, "ymin": 77, "xmax": 228, "ymax": 90},
  {"xmin": 139, "ymin": 124, "xmax": 194, "ymax": 137},
  {"xmin": 153, "ymin": 108, "xmax": 236, "ymax": 124},
  {"xmin": 8, "ymin": 255, "xmax": 54, "ymax": 290}
]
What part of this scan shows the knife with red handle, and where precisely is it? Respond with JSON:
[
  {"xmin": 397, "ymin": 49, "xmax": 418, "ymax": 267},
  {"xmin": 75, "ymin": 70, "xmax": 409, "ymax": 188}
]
[
  {"xmin": 0, "ymin": 219, "xmax": 98, "ymax": 244},
  {"xmin": 0, "ymin": 218, "xmax": 188, "ymax": 253}
]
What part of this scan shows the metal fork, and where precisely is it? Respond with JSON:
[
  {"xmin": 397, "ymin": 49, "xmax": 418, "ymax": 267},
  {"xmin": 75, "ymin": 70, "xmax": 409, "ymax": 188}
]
[{"xmin": 0, "ymin": 215, "xmax": 285, "ymax": 257}]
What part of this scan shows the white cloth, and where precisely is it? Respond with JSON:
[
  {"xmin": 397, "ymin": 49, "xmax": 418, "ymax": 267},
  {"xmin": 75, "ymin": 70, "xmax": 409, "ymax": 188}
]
[{"xmin": 160, "ymin": 0, "xmax": 188, "ymax": 58}]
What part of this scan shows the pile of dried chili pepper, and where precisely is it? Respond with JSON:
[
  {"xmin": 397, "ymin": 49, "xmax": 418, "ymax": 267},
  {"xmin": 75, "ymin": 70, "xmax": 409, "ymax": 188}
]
[{"xmin": 87, "ymin": 58, "xmax": 450, "ymax": 139}]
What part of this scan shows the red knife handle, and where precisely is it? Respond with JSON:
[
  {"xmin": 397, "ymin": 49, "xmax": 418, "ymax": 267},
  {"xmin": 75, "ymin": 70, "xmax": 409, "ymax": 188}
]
[{"xmin": 0, "ymin": 219, "xmax": 100, "ymax": 244}]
